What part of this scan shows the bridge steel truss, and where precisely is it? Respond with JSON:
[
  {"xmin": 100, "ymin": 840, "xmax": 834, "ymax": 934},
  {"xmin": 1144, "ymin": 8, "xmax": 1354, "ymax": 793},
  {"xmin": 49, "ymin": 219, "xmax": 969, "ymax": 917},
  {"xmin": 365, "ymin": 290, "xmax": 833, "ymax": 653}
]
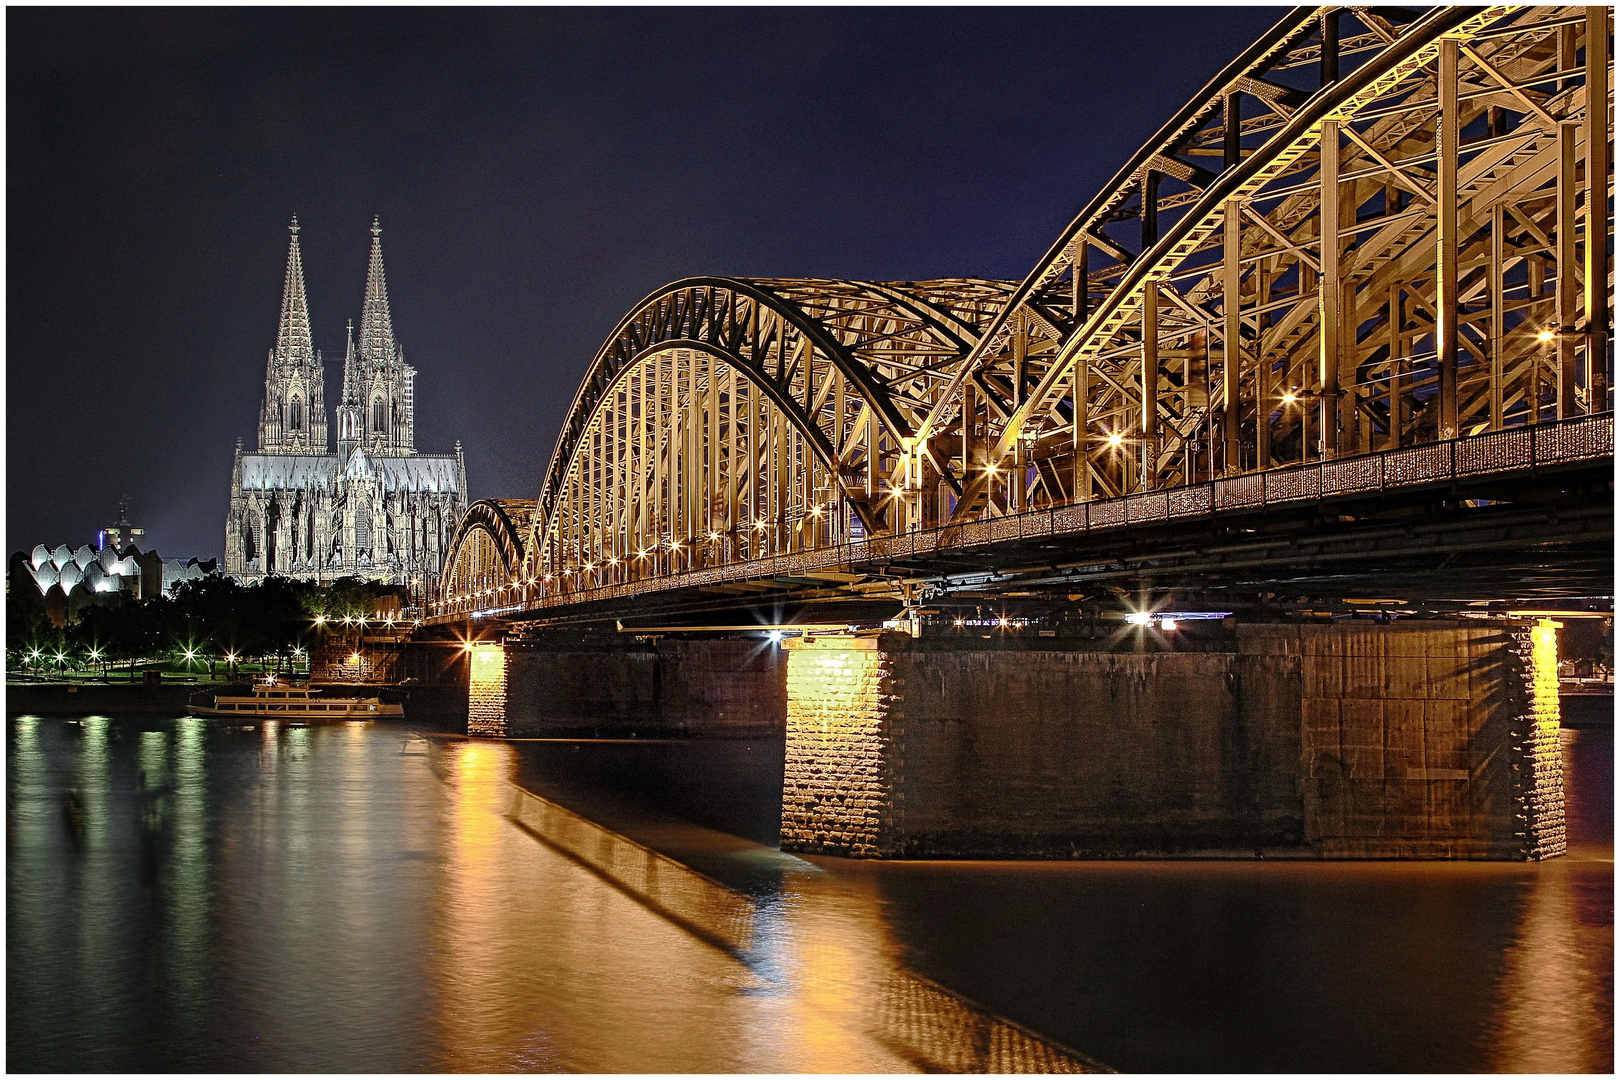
[
  {"xmin": 439, "ymin": 4, "xmax": 1612, "ymax": 614},
  {"xmin": 527, "ymin": 277, "xmax": 1015, "ymax": 586},
  {"xmin": 440, "ymin": 498, "xmax": 535, "ymax": 601}
]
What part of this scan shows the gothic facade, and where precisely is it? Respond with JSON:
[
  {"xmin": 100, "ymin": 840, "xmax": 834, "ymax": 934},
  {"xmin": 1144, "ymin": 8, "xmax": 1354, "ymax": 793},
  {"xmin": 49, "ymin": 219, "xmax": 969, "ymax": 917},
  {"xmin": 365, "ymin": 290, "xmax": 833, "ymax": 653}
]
[{"xmin": 225, "ymin": 217, "xmax": 468, "ymax": 594}]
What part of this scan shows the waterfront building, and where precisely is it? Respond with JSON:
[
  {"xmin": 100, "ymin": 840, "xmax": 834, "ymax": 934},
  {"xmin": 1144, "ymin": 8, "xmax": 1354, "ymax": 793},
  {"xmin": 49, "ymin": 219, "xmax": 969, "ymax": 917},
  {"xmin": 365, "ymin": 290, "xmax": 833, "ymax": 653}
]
[
  {"xmin": 9, "ymin": 540, "xmax": 217, "ymax": 625},
  {"xmin": 224, "ymin": 217, "xmax": 467, "ymax": 594}
]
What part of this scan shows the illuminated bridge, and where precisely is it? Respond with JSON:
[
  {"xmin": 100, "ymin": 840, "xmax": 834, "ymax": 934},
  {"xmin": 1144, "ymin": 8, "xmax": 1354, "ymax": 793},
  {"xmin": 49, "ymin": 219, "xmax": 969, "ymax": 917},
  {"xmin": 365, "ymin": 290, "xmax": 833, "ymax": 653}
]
[
  {"xmin": 438, "ymin": 5, "xmax": 1612, "ymax": 629},
  {"xmin": 420, "ymin": 6, "xmax": 1611, "ymax": 863}
]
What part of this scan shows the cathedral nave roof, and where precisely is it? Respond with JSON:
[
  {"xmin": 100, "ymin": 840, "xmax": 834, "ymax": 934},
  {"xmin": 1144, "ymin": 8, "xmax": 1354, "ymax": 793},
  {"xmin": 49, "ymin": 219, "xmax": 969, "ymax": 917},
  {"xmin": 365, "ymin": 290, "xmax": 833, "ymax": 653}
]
[{"xmin": 239, "ymin": 454, "xmax": 340, "ymax": 491}]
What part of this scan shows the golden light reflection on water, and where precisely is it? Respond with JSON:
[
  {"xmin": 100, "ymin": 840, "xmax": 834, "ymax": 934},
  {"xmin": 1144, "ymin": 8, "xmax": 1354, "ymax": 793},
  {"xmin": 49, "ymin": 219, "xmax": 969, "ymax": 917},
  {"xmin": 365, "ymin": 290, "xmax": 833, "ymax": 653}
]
[
  {"xmin": 422, "ymin": 738, "xmax": 928, "ymax": 1072},
  {"xmin": 12, "ymin": 717, "xmax": 1601, "ymax": 1072},
  {"xmin": 417, "ymin": 734, "xmax": 1096, "ymax": 1072},
  {"xmin": 1489, "ymin": 858, "xmax": 1613, "ymax": 1073},
  {"xmin": 1489, "ymin": 724, "xmax": 1613, "ymax": 1073},
  {"xmin": 431, "ymin": 740, "xmax": 514, "ymax": 1070}
]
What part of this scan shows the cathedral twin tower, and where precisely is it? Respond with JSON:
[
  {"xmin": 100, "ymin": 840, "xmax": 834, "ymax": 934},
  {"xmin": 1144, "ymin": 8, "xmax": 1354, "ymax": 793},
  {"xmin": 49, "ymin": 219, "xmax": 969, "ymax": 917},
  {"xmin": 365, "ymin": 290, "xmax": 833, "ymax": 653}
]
[{"xmin": 225, "ymin": 218, "xmax": 468, "ymax": 591}]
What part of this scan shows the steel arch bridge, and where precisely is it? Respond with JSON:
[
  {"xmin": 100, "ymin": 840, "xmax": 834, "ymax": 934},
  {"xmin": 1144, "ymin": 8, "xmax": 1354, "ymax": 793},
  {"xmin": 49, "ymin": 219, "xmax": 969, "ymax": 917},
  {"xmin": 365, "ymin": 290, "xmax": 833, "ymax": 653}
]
[
  {"xmin": 440, "ymin": 4, "xmax": 1612, "ymax": 617},
  {"xmin": 440, "ymin": 498, "xmax": 535, "ymax": 601}
]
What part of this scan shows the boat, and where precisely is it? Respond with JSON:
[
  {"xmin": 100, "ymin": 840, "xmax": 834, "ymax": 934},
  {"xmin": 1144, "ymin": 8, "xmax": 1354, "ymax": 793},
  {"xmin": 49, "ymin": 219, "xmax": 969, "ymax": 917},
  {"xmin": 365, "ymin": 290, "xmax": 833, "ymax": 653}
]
[{"xmin": 188, "ymin": 678, "xmax": 404, "ymax": 720}]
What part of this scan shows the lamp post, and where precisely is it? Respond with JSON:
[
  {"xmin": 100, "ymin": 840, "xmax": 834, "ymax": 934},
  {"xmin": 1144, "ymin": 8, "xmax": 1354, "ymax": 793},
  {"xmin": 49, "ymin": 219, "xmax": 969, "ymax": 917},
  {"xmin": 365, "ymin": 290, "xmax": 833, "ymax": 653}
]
[{"xmin": 1279, "ymin": 388, "xmax": 1344, "ymax": 463}]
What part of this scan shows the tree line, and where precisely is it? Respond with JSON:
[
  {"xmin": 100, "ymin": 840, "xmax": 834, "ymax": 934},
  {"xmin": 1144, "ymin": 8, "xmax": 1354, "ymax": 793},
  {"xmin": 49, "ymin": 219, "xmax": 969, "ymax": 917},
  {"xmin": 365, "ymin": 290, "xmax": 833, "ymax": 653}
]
[{"xmin": 8, "ymin": 573, "xmax": 409, "ymax": 676}]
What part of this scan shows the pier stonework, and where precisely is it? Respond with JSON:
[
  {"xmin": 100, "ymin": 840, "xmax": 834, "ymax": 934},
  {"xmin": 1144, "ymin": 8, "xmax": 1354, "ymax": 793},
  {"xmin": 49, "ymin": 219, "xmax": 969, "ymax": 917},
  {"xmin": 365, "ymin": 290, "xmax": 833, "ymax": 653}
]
[
  {"xmin": 467, "ymin": 636, "xmax": 786, "ymax": 738},
  {"xmin": 780, "ymin": 637, "xmax": 893, "ymax": 857},
  {"xmin": 779, "ymin": 621, "xmax": 1565, "ymax": 861},
  {"xmin": 467, "ymin": 642, "xmax": 509, "ymax": 737},
  {"xmin": 1511, "ymin": 621, "xmax": 1567, "ymax": 859}
]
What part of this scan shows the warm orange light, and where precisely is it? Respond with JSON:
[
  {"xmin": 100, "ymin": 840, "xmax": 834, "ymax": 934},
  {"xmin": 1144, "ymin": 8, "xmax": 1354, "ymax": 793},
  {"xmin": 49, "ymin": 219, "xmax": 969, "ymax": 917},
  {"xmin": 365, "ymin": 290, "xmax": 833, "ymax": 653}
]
[
  {"xmin": 1106, "ymin": 432, "xmax": 1124, "ymax": 449},
  {"xmin": 1282, "ymin": 392, "xmax": 1298, "ymax": 406},
  {"xmin": 1536, "ymin": 328, "xmax": 1556, "ymax": 344}
]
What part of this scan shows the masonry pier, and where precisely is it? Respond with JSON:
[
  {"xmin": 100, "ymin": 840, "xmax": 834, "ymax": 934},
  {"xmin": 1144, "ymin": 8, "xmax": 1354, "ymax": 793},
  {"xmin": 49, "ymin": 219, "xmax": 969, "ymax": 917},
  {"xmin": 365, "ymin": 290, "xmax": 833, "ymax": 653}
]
[
  {"xmin": 464, "ymin": 619, "xmax": 1566, "ymax": 861},
  {"xmin": 468, "ymin": 635, "xmax": 785, "ymax": 739}
]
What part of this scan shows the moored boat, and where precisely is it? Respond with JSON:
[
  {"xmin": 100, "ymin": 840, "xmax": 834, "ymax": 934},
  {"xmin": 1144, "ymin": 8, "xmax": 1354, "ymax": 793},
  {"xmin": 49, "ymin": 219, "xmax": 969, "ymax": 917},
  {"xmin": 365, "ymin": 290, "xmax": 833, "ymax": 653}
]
[{"xmin": 188, "ymin": 679, "xmax": 404, "ymax": 720}]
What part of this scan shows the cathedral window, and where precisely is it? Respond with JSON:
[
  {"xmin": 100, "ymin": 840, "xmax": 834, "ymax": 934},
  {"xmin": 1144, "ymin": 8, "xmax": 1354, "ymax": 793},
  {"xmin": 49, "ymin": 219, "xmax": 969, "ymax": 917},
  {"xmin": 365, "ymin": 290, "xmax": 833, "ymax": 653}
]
[
  {"xmin": 372, "ymin": 397, "xmax": 387, "ymax": 433},
  {"xmin": 290, "ymin": 397, "xmax": 303, "ymax": 431}
]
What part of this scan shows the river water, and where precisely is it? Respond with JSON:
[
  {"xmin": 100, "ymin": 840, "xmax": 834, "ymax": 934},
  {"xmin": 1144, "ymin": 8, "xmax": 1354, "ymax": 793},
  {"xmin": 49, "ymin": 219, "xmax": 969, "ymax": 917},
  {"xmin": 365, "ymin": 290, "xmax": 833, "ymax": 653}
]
[{"xmin": 7, "ymin": 714, "xmax": 1612, "ymax": 1072}]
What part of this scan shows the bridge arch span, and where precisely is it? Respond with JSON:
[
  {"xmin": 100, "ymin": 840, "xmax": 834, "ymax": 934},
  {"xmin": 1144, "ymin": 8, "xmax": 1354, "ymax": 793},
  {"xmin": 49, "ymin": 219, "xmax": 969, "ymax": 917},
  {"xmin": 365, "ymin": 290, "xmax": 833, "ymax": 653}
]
[
  {"xmin": 919, "ymin": 5, "xmax": 1611, "ymax": 520},
  {"xmin": 441, "ymin": 498, "xmax": 535, "ymax": 605},
  {"xmin": 529, "ymin": 276, "xmax": 1014, "ymax": 588},
  {"xmin": 434, "ymin": 5, "xmax": 1609, "ymax": 617}
]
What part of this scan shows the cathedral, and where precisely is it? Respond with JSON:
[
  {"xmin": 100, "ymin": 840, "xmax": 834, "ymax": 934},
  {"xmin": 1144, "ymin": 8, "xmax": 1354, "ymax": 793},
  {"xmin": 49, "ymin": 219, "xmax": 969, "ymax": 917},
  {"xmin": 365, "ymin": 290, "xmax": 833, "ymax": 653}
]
[{"xmin": 224, "ymin": 217, "xmax": 468, "ymax": 594}]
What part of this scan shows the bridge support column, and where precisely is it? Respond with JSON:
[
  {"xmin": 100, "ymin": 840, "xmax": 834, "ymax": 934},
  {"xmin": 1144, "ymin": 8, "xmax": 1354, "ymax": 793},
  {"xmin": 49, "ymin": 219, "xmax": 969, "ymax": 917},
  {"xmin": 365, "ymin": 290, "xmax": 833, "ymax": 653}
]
[
  {"xmin": 467, "ymin": 642, "xmax": 509, "ymax": 737},
  {"xmin": 466, "ymin": 636, "xmax": 785, "ymax": 738},
  {"xmin": 780, "ymin": 622, "xmax": 1565, "ymax": 861}
]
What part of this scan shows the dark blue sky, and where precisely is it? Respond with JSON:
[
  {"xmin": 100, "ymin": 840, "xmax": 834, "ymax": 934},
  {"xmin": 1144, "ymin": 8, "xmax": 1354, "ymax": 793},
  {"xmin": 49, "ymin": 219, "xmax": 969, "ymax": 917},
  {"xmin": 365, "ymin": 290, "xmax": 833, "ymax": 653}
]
[{"xmin": 8, "ymin": 6, "xmax": 1283, "ymax": 558}]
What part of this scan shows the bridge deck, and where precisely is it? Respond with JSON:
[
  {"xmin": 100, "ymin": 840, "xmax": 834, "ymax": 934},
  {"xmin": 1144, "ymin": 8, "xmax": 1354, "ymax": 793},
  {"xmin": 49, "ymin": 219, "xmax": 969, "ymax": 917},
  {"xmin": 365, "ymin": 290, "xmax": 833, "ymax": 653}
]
[{"xmin": 431, "ymin": 414, "xmax": 1613, "ymax": 625}]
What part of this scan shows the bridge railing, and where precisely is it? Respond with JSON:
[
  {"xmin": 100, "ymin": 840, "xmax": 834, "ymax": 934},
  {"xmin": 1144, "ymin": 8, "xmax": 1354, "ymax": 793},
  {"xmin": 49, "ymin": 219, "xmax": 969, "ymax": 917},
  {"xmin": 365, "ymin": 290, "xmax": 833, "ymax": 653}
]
[{"xmin": 429, "ymin": 413, "xmax": 1613, "ymax": 622}]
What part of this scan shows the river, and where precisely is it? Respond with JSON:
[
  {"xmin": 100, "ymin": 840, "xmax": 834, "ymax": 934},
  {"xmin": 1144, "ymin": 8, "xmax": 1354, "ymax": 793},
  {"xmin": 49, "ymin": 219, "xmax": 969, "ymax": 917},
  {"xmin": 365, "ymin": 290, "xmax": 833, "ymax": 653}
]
[{"xmin": 7, "ymin": 714, "xmax": 1611, "ymax": 1072}]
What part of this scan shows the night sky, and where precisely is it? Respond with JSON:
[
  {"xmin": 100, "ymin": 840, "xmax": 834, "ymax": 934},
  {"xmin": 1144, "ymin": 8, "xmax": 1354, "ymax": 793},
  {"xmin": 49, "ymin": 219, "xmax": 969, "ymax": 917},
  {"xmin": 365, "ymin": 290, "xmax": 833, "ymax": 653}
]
[{"xmin": 8, "ymin": 6, "xmax": 1282, "ymax": 559}]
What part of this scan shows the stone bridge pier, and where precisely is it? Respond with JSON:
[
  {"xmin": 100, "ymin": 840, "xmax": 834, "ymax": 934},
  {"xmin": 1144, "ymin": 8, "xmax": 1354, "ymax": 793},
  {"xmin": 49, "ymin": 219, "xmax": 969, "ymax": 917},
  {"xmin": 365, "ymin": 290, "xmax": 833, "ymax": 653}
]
[
  {"xmin": 467, "ymin": 620, "xmax": 1565, "ymax": 861},
  {"xmin": 467, "ymin": 635, "xmax": 785, "ymax": 739}
]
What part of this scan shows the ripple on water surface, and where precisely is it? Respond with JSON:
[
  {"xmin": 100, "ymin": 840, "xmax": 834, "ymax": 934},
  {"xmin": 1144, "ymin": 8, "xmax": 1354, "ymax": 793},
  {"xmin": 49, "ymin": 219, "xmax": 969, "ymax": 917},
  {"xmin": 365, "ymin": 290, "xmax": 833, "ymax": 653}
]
[{"xmin": 6, "ymin": 716, "xmax": 1612, "ymax": 1072}]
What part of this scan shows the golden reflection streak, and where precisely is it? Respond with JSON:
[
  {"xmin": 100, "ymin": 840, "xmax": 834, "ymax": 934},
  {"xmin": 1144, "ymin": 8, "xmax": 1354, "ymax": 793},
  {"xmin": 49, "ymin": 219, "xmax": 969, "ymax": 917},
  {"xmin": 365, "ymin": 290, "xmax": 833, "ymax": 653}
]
[
  {"xmin": 431, "ymin": 739, "xmax": 521, "ymax": 1071},
  {"xmin": 423, "ymin": 733, "xmax": 1087, "ymax": 1071},
  {"xmin": 1489, "ymin": 858, "xmax": 1613, "ymax": 1073}
]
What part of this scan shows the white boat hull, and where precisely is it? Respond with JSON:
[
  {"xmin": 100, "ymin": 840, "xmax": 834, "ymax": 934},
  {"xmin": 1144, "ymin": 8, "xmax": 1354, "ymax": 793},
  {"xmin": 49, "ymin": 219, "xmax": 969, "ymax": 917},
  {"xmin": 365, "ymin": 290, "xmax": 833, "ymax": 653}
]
[{"xmin": 188, "ymin": 699, "xmax": 405, "ymax": 720}]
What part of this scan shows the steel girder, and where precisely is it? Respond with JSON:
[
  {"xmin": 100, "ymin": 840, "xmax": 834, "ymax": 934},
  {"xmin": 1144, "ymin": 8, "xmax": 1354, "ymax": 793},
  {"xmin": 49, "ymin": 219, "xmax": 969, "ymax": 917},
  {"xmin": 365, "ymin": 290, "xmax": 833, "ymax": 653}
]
[
  {"xmin": 929, "ymin": 5, "xmax": 1612, "ymax": 522},
  {"xmin": 442, "ymin": 498, "xmax": 534, "ymax": 602},
  {"xmin": 526, "ymin": 277, "xmax": 1013, "ymax": 592},
  {"xmin": 441, "ymin": 5, "xmax": 1612, "ymax": 612}
]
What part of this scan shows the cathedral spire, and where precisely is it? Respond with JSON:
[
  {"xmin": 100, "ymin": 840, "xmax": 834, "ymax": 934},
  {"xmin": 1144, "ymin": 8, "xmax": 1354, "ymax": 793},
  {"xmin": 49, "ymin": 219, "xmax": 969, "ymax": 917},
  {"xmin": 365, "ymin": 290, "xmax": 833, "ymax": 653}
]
[
  {"xmin": 341, "ymin": 319, "xmax": 358, "ymax": 404},
  {"xmin": 357, "ymin": 216, "xmax": 396, "ymax": 365},
  {"xmin": 337, "ymin": 318, "xmax": 363, "ymax": 459},
  {"xmin": 257, "ymin": 216, "xmax": 327, "ymax": 454},
  {"xmin": 276, "ymin": 215, "xmax": 314, "ymax": 363}
]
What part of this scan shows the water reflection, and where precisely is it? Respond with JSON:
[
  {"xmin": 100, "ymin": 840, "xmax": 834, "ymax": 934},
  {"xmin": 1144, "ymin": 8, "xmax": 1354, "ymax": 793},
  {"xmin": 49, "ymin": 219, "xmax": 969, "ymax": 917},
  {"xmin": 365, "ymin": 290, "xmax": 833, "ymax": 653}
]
[
  {"xmin": 420, "ymin": 736, "xmax": 909, "ymax": 1071},
  {"xmin": 1488, "ymin": 728, "xmax": 1614, "ymax": 1073},
  {"xmin": 166, "ymin": 717, "xmax": 208, "ymax": 1058},
  {"xmin": 1489, "ymin": 859, "xmax": 1612, "ymax": 1072},
  {"xmin": 7, "ymin": 717, "xmax": 1612, "ymax": 1072}
]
